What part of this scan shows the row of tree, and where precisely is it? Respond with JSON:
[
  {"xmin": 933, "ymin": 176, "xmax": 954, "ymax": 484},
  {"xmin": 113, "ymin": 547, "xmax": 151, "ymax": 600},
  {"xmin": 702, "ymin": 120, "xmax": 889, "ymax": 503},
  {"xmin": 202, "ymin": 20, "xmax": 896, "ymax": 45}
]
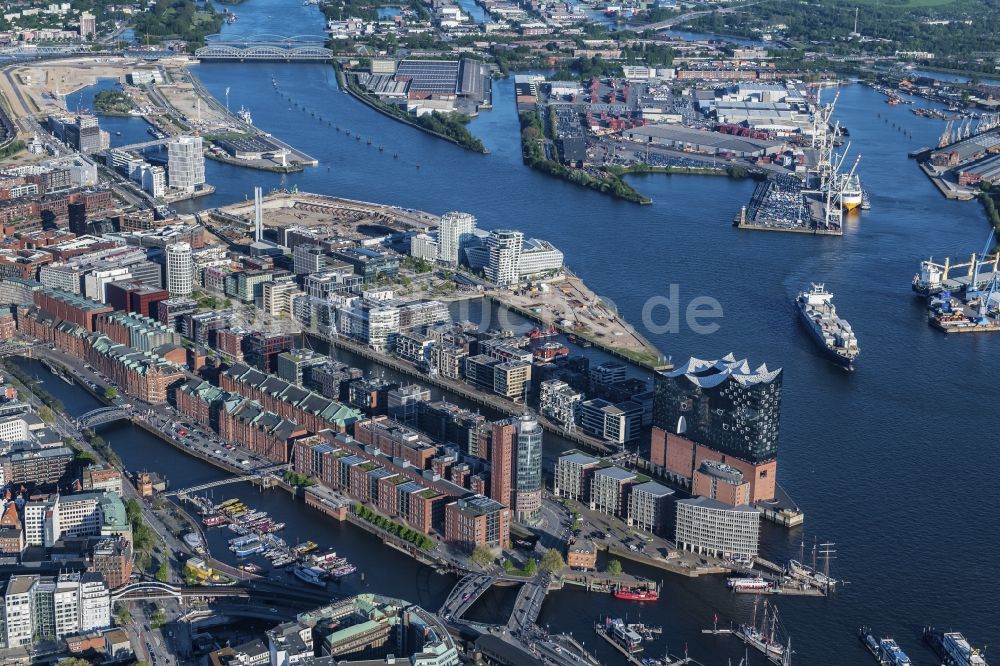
[{"xmin": 353, "ymin": 503, "xmax": 435, "ymax": 551}]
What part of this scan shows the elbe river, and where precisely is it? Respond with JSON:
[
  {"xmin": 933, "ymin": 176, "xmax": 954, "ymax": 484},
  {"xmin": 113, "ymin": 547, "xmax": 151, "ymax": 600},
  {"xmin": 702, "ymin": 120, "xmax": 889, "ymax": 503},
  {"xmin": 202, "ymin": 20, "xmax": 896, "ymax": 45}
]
[{"xmin": 58, "ymin": 1, "xmax": 1000, "ymax": 662}]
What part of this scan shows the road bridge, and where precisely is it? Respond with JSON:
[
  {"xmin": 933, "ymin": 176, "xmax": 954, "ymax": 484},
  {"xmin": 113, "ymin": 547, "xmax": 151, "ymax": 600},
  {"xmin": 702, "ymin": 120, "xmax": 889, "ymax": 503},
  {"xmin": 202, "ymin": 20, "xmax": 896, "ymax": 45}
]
[
  {"xmin": 628, "ymin": 2, "xmax": 757, "ymax": 32},
  {"xmin": 440, "ymin": 573, "xmax": 497, "ymax": 620},
  {"xmin": 77, "ymin": 406, "xmax": 130, "ymax": 429},
  {"xmin": 507, "ymin": 572, "xmax": 552, "ymax": 630},
  {"xmin": 0, "ymin": 342, "xmax": 34, "ymax": 358}
]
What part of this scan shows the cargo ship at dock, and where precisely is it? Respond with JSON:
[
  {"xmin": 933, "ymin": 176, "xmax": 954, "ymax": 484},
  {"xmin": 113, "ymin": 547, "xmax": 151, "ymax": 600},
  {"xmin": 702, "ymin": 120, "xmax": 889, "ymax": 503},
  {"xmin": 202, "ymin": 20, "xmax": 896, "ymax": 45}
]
[{"xmin": 796, "ymin": 284, "xmax": 859, "ymax": 369}]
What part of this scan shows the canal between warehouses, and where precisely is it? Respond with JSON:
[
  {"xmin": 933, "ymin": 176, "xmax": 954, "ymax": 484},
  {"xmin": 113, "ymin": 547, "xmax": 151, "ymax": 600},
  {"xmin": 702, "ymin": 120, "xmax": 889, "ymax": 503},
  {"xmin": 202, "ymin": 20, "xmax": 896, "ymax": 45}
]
[{"xmin": 57, "ymin": 0, "xmax": 1000, "ymax": 660}]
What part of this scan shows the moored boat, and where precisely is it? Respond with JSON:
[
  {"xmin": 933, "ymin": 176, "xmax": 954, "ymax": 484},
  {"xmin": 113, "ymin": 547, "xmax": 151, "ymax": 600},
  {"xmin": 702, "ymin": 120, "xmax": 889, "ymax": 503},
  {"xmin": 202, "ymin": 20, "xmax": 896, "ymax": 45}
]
[{"xmin": 613, "ymin": 587, "xmax": 659, "ymax": 602}]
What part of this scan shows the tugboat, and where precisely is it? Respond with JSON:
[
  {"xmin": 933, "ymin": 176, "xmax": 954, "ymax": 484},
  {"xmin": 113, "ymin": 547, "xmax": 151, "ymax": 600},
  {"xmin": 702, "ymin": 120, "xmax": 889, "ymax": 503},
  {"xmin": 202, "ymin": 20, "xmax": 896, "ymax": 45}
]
[{"xmin": 796, "ymin": 283, "xmax": 859, "ymax": 369}]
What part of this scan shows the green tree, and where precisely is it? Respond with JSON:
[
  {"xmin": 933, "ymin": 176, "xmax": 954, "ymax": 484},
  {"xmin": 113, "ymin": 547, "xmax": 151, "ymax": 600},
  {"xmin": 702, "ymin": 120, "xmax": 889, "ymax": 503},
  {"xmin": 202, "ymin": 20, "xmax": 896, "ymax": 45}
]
[
  {"xmin": 470, "ymin": 544, "xmax": 494, "ymax": 567},
  {"xmin": 540, "ymin": 548, "xmax": 565, "ymax": 572},
  {"xmin": 38, "ymin": 405, "xmax": 54, "ymax": 423},
  {"xmin": 104, "ymin": 387, "xmax": 118, "ymax": 400},
  {"xmin": 607, "ymin": 559, "xmax": 623, "ymax": 576},
  {"xmin": 116, "ymin": 605, "xmax": 132, "ymax": 625},
  {"xmin": 524, "ymin": 558, "xmax": 537, "ymax": 575},
  {"xmin": 155, "ymin": 559, "xmax": 169, "ymax": 582},
  {"xmin": 57, "ymin": 658, "xmax": 92, "ymax": 666}
]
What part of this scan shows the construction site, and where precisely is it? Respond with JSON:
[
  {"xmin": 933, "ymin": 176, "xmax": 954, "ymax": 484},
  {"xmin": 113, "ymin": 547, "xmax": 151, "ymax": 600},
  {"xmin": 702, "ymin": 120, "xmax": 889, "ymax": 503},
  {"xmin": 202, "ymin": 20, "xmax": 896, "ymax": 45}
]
[
  {"xmin": 205, "ymin": 190, "xmax": 436, "ymax": 245},
  {"xmin": 499, "ymin": 270, "xmax": 667, "ymax": 367},
  {"xmin": 913, "ymin": 115, "xmax": 1000, "ymax": 201},
  {"xmin": 736, "ymin": 89, "xmax": 865, "ymax": 235}
]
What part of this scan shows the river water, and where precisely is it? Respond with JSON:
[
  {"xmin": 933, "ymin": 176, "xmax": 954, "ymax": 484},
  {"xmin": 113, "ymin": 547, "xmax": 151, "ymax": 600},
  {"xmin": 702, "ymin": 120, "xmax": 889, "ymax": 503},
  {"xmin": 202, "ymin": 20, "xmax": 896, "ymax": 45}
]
[{"xmin": 60, "ymin": 0, "xmax": 1000, "ymax": 662}]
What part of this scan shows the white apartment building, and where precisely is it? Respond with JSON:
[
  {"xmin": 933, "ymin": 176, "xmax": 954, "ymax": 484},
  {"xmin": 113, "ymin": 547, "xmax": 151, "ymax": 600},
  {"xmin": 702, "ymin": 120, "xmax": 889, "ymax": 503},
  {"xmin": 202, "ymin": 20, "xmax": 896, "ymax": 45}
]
[
  {"xmin": 2, "ymin": 573, "xmax": 111, "ymax": 649},
  {"xmin": 4, "ymin": 576, "xmax": 34, "ymax": 648},
  {"xmin": 262, "ymin": 280, "xmax": 300, "ymax": 317},
  {"xmin": 437, "ymin": 211, "xmax": 476, "ymax": 265},
  {"xmin": 141, "ymin": 164, "xmax": 166, "ymax": 198},
  {"xmin": 166, "ymin": 242, "xmax": 193, "ymax": 296},
  {"xmin": 484, "ymin": 229, "xmax": 523, "ymax": 288},
  {"xmin": 79, "ymin": 573, "xmax": 112, "ymax": 632},
  {"xmin": 167, "ymin": 136, "xmax": 205, "ymax": 192},
  {"xmin": 53, "ymin": 574, "xmax": 81, "ymax": 639},
  {"xmin": 409, "ymin": 232, "xmax": 438, "ymax": 262},
  {"xmin": 22, "ymin": 500, "xmax": 48, "ymax": 547},
  {"xmin": 337, "ymin": 300, "xmax": 400, "ymax": 352},
  {"xmin": 675, "ymin": 496, "xmax": 761, "ymax": 559}
]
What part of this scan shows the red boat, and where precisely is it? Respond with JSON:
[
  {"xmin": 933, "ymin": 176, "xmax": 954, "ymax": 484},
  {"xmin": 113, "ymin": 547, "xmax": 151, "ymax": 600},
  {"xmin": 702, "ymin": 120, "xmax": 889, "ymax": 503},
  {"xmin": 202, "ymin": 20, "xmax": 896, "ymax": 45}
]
[
  {"xmin": 202, "ymin": 514, "xmax": 226, "ymax": 527},
  {"xmin": 528, "ymin": 324, "xmax": 558, "ymax": 339},
  {"xmin": 613, "ymin": 588, "xmax": 659, "ymax": 602}
]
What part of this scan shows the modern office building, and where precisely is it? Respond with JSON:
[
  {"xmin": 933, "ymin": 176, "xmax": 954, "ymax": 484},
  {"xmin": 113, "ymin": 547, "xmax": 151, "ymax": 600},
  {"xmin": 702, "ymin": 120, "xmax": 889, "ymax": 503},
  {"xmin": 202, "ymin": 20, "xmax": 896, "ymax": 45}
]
[
  {"xmin": 437, "ymin": 211, "xmax": 476, "ymax": 265},
  {"xmin": 489, "ymin": 420, "xmax": 514, "ymax": 508},
  {"xmin": 444, "ymin": 494, "xmax": 510, "ymax": 550},
  {"xmin": 167, "ymin": 136, "xmax": 205, "ymax": 192},
  {"xmin": 293, "ymin": 244, "xmax": 327, "ymax": 275},
  {"xmin": 579, "ymin": 398, "xmax": 642, "ymax": 447},
  {"xmin": 650, "ymin": 354, "xmax": 782, "ymax": 502},
  {"xmin": 165, "ymin": 242, "xmax": 193, "ymax": 296},
  {"xmin": 484, "ymin": 229, "xmax": 523, "ymax": 288},
  {"xmin": 513, "ymin": 413, "xmax": 542, "ymax": 521},
  {"xmin": 674, "ymin": 496, "xmax": 760, "ymax": 560},
  {"xmin": 518, "ymin": 238, "xmax": 564, "ymax": 278},
  {"xmin": 553, "ymin": 450, "xmax": 599, "ymax": 501}
]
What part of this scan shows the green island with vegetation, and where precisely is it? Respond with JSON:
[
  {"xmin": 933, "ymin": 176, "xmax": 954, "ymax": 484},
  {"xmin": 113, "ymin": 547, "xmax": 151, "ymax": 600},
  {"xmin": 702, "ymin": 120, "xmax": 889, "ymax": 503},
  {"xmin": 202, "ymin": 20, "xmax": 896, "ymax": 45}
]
[
  {"xmin": 519, "ymin": 110, "xmax": 650, "ymax": 204},
  {"xmin": 93, "ymin": 90, "xmax": 135, "ymax": 115},
  {"xmin": 132, "ymin": 0, "xmax": 223, "ymax": 50},
  {"xmin": 341, "ymin": 68, "xmax": 486, "ymax": 153},
  {"xmin": 981, "ymin": 187, "xmax": 1000, "ymax": 235},
  {"xmin": 680, "ymin": 0, "xmax": 1000, "ymax": 74}
]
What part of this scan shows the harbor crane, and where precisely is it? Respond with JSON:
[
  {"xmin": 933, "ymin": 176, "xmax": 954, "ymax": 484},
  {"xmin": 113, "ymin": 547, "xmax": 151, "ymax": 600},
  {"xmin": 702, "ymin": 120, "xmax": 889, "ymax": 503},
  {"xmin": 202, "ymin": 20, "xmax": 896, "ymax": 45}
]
[
  {"xmin": 974, "ymin": 274, "xmax": 999, "ymax": 326},
  {"xmin": 968, "ymin": 230, "xmax": 996, "ymax": 299}
]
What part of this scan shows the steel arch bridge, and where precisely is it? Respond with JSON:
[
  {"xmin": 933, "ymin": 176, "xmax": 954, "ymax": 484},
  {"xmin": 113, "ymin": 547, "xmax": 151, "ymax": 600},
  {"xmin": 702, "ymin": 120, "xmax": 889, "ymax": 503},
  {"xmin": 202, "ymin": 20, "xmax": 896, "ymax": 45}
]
[
  {"xmin": 111, "ymin": 581, "xmax": 182, "ymax": 603},
  {"xmin": 195, "ymin": 43, "xmax": 333, "ymax": 61},
  {"xmin": 77, "ymin": 406, "xmax": 129, "ymax": 429}
]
